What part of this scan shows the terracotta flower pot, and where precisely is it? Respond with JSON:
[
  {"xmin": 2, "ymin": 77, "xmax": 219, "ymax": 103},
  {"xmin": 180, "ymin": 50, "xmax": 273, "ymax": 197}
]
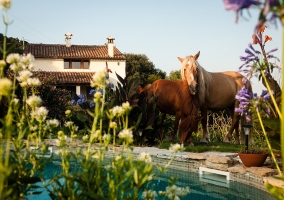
[{"xmin": 238, "ymin": 152, "xmax": 268, "ymax": 167}]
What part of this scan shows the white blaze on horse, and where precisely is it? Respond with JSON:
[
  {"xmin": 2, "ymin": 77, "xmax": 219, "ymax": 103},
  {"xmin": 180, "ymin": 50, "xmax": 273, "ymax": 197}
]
[{"xmin": 178, "ymin": 51, "xmax": 252, "ymax": 144}]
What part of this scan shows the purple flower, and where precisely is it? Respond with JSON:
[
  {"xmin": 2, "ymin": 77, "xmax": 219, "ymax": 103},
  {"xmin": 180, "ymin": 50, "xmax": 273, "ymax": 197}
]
[
  {"xmin": 71, "ymin": 99, "xmax": 76, "ymax": 106},
  {"xmin": 235, "ymin": 86, "xmax": 253, "ymax": 121},
  {"xmin": 89, "ymin": 89, "xmax": 96, "ymax": 96},
  {"xmin": 89, "ymin": 101, "xmax": 95, "ymax": 108},
  {"xmin": 110, "ymin": 82, "xmax": 115, "ymax": 89},
  {"xmin": 223, "ymin": 0, "xmax": 261, "ymax": 22}
]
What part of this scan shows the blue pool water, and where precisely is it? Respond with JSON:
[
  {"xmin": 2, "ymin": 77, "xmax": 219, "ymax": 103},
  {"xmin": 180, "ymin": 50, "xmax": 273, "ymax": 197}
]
[{"xmin": 28, "ymin": 160, "xmax": 276, "ymax": 200}]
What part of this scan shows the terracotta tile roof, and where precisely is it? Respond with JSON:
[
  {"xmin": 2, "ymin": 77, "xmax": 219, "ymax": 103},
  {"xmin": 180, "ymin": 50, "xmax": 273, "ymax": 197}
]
[
  {"xmin": 37, "ymin": 71, "xmax": 95, "ymax": 84},
  {"xmin": 24, "ymin": 44, "xmax": 126, "ymax": 60}
]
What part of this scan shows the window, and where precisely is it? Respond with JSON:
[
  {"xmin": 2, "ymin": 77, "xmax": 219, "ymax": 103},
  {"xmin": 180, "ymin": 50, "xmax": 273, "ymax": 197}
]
[{"xmin": 64, "ymin": 60, "xmax": 90, "ymax": 69}]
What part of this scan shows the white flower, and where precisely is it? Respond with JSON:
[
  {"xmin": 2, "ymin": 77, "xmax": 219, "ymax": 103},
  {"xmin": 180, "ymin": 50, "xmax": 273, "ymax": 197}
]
[
  {"xmin": 90, "ymin": 70, "xmax": 108, "ymax": 88},
  {"xmin": 82, "ymin": 135, "xmax": 89, "ymax": 142},
  {"xmin": 138, "ymin": 152, "xmax": 152, "ymax": 163},
  {"xmin": 109, "ymin": 121, "xmax": 117, "ymax": 129},
  {"xmin": 27, "ymin": 78, "xmax": 41, "ymax": 87},
  {"xmin": 9, "ymin": 63, "xmax": 21, "ymax": 72},
  {"xmin": 169, "ymin": 143, "xmax": 183, "ymax": 153},
  {"xmin": 0, "ymin": 0, "xmax": 11, "ymax": 9},
  {"xmin": 118, "ymin": 129, "xmax": 133, "ymax": 139},
  {"xmin": 141, "ymin": 190, "xmax": 158, "ymax": 200},
  {"xmin": 115, "ymin": 156, "xmax": 121, "ymax": 161},
  {"xmin": 161, "ymin": 185, "xmax": 190, "ymax": 200},
  {"xmin": 122, "ymin": 102, "xmax": 131, "ymax": 113},
  {"xmin": 103, "ymin": 134, "xmax": 111, "ymax": 142},
  {"xmin": 12, "ymin": 98, "xmax": 19, "ymax": 105},
  {"xmin": 21, "ymin": 53, "xmax": 34, "ymax": 67},
  {"xmin": 26, "ymin": 95, "xmax": 42, "ymax": 107},
  {"xmin": 90, "ymin": 130, "xmax": 101, "ymax": 142},
  {"xmin": 17, "ymin": 70, "xmax": 33, "ymax": 83},
  {"xmin": 6, "ymin": 53, "xmax": 21, "ymax": 64},
  {"xmin": 0, "ymin": 60, "xmax": 6, "ymax": 69},
  {"xmin": 112, "ymin": 106, "xmax": 124, "ymax": 117},
  {"xmin": 47, "ymin": 119, "xmax": 59, "ymax": 128},
  {"xmin": 0, "ymin": 78, "xmax": 12, "ymax": 97},
  {"xmin": 64, "ymin": 121, "xmax": 74, "ymax": 128},
  {"xmin": 31, "ymin": 106, "xmax": 49, "ymax": 122}
]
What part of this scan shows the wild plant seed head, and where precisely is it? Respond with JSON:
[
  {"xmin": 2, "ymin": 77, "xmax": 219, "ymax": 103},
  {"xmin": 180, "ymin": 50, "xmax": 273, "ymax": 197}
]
[
  {"xmin": 26, "ymin": 95, "xmax": 42, "ymax": 108},
  {"xmin": 0, "ymin": 77, "xmax": 12, "ymax": 97}
]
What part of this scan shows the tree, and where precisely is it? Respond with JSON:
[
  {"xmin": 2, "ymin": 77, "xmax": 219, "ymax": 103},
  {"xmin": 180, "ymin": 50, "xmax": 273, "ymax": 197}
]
[
  {"xmin": 125, "ymin": 53, "xmax": 166, "ymax": 86},
  {"xmin": 167, "ymin": 70, "xmax": 181, "ymax": 81}
]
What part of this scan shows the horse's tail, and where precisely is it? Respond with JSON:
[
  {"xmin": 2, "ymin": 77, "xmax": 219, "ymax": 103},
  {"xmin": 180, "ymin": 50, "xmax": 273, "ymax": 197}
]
[{"xmin": 140, "ymin": 84, "xmax": 152, "ymax": 94}]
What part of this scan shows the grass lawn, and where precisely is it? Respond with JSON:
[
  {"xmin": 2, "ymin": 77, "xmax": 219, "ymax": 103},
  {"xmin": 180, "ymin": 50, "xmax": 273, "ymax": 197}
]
[{"xmin": 158, "ymin": 137, "xmax": 281, "ymax": 154}]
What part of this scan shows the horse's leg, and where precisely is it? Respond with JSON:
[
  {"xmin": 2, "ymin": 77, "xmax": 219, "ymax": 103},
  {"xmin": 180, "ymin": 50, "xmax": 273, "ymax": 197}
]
[
  {"xmin": 200, "ymin": 106, "xmax": 209, "ymax": 143},
  {"xmin": 159, "ymin": 113, "xmax": 166, "ymax": 142},
  {"xmin": 171, "ymin": 115, "xmax": 180, "ymax": 143},
  {"xmin": 185, "ymin": 130, "xmax": 194, "ymax": 146},
  {"xmin": 223, "ymin": 105, "xmax": 240, "ymax": 144}
]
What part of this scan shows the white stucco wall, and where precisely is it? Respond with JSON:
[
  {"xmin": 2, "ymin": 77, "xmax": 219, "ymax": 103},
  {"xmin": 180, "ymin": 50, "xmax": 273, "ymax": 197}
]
[{"xmin": 33, "ymin": 58, "xmax": 126, "ymax": 86}]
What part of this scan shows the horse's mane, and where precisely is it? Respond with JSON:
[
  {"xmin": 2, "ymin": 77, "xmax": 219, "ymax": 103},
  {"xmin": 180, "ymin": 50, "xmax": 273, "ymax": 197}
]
[
  {"xmin": 195, "ymin": 60, "xmax": 213, "ymax": 105},
  {"xmin": 180, "ymin": 56, "xmax": 212, "ymax": 106}
]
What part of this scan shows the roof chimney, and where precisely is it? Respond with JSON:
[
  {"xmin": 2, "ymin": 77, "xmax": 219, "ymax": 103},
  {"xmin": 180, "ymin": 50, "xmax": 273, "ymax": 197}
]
[
  {"xmin": 65, "ymin": 32, "xmax": 73, "ymax": 47},
  {"xmin": 107, "ymin": 35, "xmax": 115, "ymax": 57}
]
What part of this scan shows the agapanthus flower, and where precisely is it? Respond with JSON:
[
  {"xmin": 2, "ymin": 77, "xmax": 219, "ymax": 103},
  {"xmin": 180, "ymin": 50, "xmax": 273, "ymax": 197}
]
[
  {"xmin": 223, "ymin": 0, "xmax": 261, "ymax": 22},
  {"xmin": 253, "ymin": 90, "xmax": 273, "ymax": 117},
  {"xmin": 235, "ymin": 86, "xmax": 253, "ymax": 122}
]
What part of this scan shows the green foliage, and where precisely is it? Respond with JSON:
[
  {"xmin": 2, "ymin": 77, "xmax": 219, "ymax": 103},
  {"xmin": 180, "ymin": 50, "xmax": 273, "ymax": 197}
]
[
  {"xmin": 166, "ymin": 70, "xmax": 181, "ymax": 81},
  {"xmin": 124, "ymin": 53, "xmax": 166, "ymax": 86}
]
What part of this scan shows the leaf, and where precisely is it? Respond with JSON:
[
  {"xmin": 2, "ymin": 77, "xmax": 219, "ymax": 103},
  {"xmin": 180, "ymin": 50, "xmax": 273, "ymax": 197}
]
[
  {"xmin": 116, "ymin": 72, "xmax": 126, "ymax": 87},
  {"xmin": 134, "ymin": 113, "xmax": 143, "ymax": 129},
  {"xmin": 262, "ymin": 118, "xmax": 280, "ymax": 132},
  {"xmin": 76, "ymin": 111, "xmax": 89, "ymax": 122},
  {"xmin": 145, "ymin": 125, "xmax": 153, "ymax": 130},
  {"xmin": 265, "ymin": 182, "xmax": 284, "ymax": 200}
]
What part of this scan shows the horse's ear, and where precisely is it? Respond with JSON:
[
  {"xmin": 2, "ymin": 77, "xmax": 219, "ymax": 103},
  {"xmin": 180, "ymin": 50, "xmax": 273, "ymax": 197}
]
[
  {"xmin": 193, "ymin": 51, "xmax": 200, "ymax": 60},
  {"xmin": 177, "ymin": 57, "xmax": 184, "ymax": 63}
]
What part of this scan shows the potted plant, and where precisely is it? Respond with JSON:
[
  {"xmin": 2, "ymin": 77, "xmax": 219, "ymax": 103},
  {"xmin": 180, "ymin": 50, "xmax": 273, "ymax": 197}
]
[
  {"xmin": 234, "ymin": 26, "xmax": 282, "ymax": 168},
  {"xmin": 237, "ymin": 124, "xmax": 268, "ymax": 167}
]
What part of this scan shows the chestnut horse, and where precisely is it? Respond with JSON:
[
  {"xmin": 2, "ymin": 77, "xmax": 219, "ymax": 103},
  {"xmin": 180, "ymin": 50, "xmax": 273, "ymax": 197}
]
[
  {"xmin": 141, "ymin": 79, "xmax": 201, "ymax": 146},
  {"xmin": 178, "ymin": 51, "xmax": 252, "ymax": 144}
]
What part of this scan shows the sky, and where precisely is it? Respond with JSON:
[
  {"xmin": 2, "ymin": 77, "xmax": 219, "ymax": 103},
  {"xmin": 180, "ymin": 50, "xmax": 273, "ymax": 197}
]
[{"xmin": 3, "ymin": 0, "xmax": 283, "ymax": 94}]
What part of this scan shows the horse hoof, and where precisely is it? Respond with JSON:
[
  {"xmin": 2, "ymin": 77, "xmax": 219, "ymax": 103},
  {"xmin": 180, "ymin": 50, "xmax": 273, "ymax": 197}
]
[
  {"xmin": 199, "ymin": 138, "xmax": 208, "ymax": 144},
  {"xmin": 223, "ymin": 138, "xmax": 230, "ymax": 143}
]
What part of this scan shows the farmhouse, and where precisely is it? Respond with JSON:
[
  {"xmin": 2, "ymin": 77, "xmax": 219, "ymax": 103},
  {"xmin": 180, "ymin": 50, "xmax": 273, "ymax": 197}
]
[{"xmin": 23, "ymin": 32, "xmax": 126, "ymax": 98}]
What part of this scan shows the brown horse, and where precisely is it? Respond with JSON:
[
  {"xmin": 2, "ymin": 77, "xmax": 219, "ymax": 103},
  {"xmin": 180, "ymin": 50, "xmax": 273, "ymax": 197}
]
[
  {"xmin": 178, "ymin": 51, "xmax": 252, "ymax": 144},
  {"xmin": 141, "ymin": 79, "xmax": 201, "ymax": 146}
]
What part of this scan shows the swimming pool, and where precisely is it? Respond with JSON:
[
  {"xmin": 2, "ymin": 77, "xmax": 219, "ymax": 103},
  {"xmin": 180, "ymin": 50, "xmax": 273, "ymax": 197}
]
[{"xmin": 27, "ymin": 159, "xmax": 276, "ymax": 200}]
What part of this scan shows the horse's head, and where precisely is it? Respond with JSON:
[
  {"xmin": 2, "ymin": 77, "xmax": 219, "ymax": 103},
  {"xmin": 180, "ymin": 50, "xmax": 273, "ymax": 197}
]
[{"xmin": 178, "ymin": 51, "xmax": 200, "ymax": 95}]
